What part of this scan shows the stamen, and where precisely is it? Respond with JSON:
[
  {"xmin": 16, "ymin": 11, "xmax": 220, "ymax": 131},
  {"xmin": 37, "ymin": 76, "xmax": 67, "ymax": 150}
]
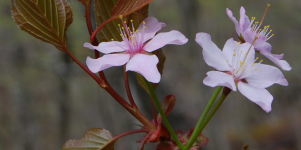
[
  {"xmin": 259, "ymin": 3, "xmax": 272, "ymax": 26},
  {"xmin": 249, "ymin": 3, "xmax": 274, "ymax": 42}
]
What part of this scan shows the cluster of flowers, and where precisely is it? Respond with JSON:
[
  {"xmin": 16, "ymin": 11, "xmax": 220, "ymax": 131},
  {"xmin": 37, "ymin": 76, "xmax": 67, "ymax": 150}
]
[{"xmin": 84, "ymin": 7, "xmax": 290, "ymax": 113}]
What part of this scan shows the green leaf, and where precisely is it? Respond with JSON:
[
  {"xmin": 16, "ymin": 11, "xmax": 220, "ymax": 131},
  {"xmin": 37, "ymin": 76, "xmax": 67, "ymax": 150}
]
[
  {"xmin": 62, "ymin": 128, "xmax": 115, "ymax": 150},
  {"xmin": 11, "ymin": 0, "xmax": 73, "ymax": 51}
]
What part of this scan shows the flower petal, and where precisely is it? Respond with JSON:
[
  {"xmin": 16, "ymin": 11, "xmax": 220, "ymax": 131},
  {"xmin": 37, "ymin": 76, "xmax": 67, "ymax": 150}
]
[
  {"xmin": 86, "ymin": 54, "xmax": 130, "ymax": 73},
  {"xmin": 237, "ymin": 42, "xmax": 256, "ymax": 66},
  {"xmin": 203, "ymin": 71, "xmax": 236, "ymax": 91},
  {"xmin": 226, "ymin": 8, "xmax": 240, "ymax": 34},
  {"xmin": 254, "ymin": 40, "xmax": 272, "ymax": 53},
  {"xmin": 195, "ymin": 32, "xmax": 231, "ymax": 71},
  {"xmin": 126, "ymin": 54, "xmax": 161, "ymax": 83},
  {"xmin": 261, "ymin": 52, "xmax": 292, "ymax": 71},
  {"xmin": 136, "ymin": 16, "xmax": 166, "ymax": 42},
  {"xmin": 243, "ymin": 63, "xmax": 288, "ymax": 88},
  {"xmin": 84, "ymin": 41, "xmax": 128, "ymax": 54},
  {"xmin": 143, "ymin": 30, "xmax": 188, "ymax": 52},
  {"xmin": 222, "ymin": 38, "xmax": 240, "ymax": 62},
  {"xmin": 238, "ymin": 82, "xmax": 273, "ymax": 113},
  {"xmin": 239, "ymin": 7, "xmax": 250, "ymax": 32},
  {"xmin": 222, "ymin": 39, "xmax": 255, "ymax": 69}
]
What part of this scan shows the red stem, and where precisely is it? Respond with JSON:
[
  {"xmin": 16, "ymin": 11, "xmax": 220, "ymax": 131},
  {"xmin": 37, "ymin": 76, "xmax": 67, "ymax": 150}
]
[
  {"xmin": 123, "ymin": 68, "xmax": 137, "ymax": 108},
  {"xmin": 64, "ymin": 48, "xmax": 154, "ymax": 130},
  {"xmin": 112, "ymin": 129, "xmax": 147, "ymax": 142},
  {"xmin": 90, "ymin": 17, "xmax": 117, "ymax": 42}
]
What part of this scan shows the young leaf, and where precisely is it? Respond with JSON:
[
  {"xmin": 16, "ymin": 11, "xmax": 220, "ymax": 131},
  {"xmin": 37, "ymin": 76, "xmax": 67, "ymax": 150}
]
[
  {"xmin": 62, "ymin": 128, "xmax": 115, "ymax": 150},
  {"xmin": 11, "ymin": 0, "xmax": 73, "ymax": 51}
]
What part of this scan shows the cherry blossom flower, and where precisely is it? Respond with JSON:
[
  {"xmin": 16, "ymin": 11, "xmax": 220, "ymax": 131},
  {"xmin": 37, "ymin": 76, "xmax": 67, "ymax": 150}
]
[
  {"xmin": 196, "ymin": 32, "xmax": 288, "ymax": 112},
  {"xmin": 84, "ymin": 17, "xmax": 188, "ymax": 83},
  {"xmin": 226, "ymin": 7, "xmax": 291, "ymax": 71}
]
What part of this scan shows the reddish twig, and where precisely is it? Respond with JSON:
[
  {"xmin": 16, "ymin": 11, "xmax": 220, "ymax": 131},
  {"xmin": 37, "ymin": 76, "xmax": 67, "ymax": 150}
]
[
  {"xmin": 63, "ymin": 47, "xmax": 154, "ymax": 130},
  {"xmin": 112, "ymin": 129, "xmax": 148, "ymax": 142},
  {"xmin": 123, "ymin": 68, "xmax": 137, "ymax": 108},
  {"xmin": 90, "ymin": 17, "xmax": 117, "ymax": 42}
]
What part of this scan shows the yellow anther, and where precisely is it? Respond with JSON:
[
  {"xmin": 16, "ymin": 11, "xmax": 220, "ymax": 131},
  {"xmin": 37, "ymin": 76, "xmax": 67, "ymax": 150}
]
[
  {"xmin": 111, "ymin": 38, "xmax": 114, "ymax": 41},
  {"xmin": 142, "ymin": 21, "xmax": 146, "ymax": 24},
  {"xmin": 130, "ymin": 19, "xmax": 134, "ymax": 22}
]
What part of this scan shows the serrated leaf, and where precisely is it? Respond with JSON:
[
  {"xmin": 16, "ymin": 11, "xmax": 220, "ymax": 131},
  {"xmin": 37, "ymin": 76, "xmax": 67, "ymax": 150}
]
[
  {"xmin": 11, "ymin": 0, "xmax": 73, "ymax": 51},
  {"xmin": 62, "ymin": 128, "xmax": 115, "ymax": 150}
]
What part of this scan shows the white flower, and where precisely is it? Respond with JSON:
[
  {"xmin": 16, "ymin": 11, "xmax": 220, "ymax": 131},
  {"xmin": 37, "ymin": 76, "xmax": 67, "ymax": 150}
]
[{"xmin": 196, "ymin": 32, "xmax": 288, "ymax": 112}]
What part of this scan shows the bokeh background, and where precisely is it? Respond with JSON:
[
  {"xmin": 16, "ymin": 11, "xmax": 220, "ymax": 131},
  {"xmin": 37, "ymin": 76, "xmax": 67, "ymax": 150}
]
[{"xmin": 1, "ymin": 0, "xmax": 301, "ymax": 149}]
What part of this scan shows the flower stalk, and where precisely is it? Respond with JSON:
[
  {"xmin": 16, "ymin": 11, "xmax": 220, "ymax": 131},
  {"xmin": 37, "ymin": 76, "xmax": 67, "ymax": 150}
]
[{"xmin": 183, "ymin": 87, "xmax": 223, "ymax": 150}]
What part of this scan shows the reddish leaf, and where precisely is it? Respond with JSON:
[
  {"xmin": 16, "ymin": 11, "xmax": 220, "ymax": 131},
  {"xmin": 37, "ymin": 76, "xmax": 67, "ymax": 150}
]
[
  {"xmin": 111, "ymin": 0, "xmax": 153, "ymax": 17},
  {"xmin": 11, "ymin": 0, "xmax": 73, "ymax": 51},
  {"xmin": 91, "ymin": 0, "xmax": 153, "ymax": 41}
]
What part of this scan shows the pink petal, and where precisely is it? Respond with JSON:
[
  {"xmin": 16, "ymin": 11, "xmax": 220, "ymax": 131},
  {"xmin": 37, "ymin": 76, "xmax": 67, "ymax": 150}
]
[
  {"xmin": 239, "ymin": 7, "xmax": 251, "ymax": 32},
  {"xmin": 195, "ymin": 32, "xmax": 230, "ymax": 71},
  {"xmin": 136, "ymin": 16, "xmax": 166, "ymax": 42},
  {"xmin": 143, "ymin": 30, "xmax": 188, "ymax": 52},
  {"xmin": 238, "ymin": 82, "xmax": 273, "ymax": 113},
  {"xmin": 243, "ymin": 63, "xmax": 288, "ymax": 88},
  {"xmin": 254, "ymin": 40, "xmax": 272, "ymax": 53},
  {"xmin": 86, "ymin": 54, "xmax": 130, "ymax": 73},
  {"xmin": 84, "ymin": 41, "xmax": 128, "ymax": 54},
  {"xmin": 261, "ymin": 52, "xmax": 292, "ymax": 71},
  {"xmin": 126, "ymin": 54, "xmax": 161, "ymax": 83},
  {"xmin": 237, "ymin": 42, "xmax": 256, "ymax": 66},
  {"xmin": 242, "ymin": 29, "xmax": 257, "ymax": 44},
  {"xmin": 226, "ymin": 8, "xmax": 240, "ymax": 34},
  {"xmin": 203, "ymin": 71, "xmax": 237, "ymax": 91},
  {"xmin": 222, "ymin": 38, "xmax": 239, "ymax": 62}
]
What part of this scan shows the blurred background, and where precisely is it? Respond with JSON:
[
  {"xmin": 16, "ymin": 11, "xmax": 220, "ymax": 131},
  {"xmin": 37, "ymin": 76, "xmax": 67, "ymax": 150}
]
[{"xmin": 0, "ymin": 0, "xmax": 301, "ymax": 149}]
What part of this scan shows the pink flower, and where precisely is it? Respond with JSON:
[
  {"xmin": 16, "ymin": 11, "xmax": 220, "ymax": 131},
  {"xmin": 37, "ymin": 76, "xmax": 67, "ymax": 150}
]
[
  {"xmin": 226, "ymin": 7, "xmax": 291, "ymax": 71},
  {"xmin": 196, "ymin": 32, "xmax": 288, "ymax": 112},
  {"xmin": 84, "ymin": 17, "xmax": 188, "ymax": 83}
]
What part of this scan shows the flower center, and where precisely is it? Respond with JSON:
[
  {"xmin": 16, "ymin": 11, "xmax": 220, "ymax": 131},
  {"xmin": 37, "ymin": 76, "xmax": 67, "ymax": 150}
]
[
  {"xmin": 118, "ymin": 20, "xmax": 145, "ymax": 56},
  {"xmin": 230, "ymin": 44, "xmax": 263, "ymax": 80},
  {"xmin": 249, "ymin": 17, "xmax": 274, "ymax": 41}
]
